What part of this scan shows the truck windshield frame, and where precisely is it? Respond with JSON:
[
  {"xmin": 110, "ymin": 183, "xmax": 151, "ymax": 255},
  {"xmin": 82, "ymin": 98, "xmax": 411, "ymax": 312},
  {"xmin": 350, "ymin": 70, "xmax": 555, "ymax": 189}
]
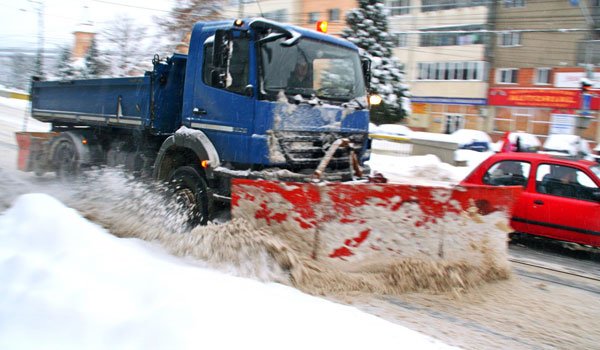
[{"xmin": 259, "ymin": 37, "xmax": 366, "ymax": 103}]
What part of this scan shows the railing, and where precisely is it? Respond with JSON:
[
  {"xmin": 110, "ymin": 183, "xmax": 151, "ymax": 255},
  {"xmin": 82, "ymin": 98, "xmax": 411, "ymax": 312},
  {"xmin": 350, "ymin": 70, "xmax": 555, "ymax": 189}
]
[{"xmin": 369, "ymin": 132, "xmax": 462, "ymax": 165}]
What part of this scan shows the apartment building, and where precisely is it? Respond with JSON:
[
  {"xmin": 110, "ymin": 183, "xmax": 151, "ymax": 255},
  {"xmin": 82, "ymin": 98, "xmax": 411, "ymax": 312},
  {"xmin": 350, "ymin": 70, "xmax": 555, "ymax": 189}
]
[
  {"xmin": 223, "ymin": 0, "xmax": 302, "ymax": 25},
  {"xmin": 298, "ymin": 1, "xmax": 357, "ymax": 35},
  {"xmin": 488, "ymin": 0, "xmax": 600, "ymax": 143},
  {"xmin": 387, "ymin": 0, "xmax": 491, "ymax": 133}
]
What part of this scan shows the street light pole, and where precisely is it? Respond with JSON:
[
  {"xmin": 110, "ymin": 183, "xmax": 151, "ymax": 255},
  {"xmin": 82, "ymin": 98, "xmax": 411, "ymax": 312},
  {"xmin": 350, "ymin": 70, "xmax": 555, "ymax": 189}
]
[{"xmin": 30, "ymin": 0, "xmax": 44, "ymax": 79}]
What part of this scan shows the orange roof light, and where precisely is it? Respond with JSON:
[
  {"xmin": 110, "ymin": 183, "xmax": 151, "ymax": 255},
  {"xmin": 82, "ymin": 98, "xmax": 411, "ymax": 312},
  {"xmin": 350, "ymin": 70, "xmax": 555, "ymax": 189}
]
[
  {"xmin": 316, "ymin": 21, "xmax": 328, "ymax": 33},
  {"xmin": 201, "ymin": 160, "xmax": 209, "ymax": 168},
  {"xmin": 234, "ymin": 19, "xmax": 244, "ymax": 27}
]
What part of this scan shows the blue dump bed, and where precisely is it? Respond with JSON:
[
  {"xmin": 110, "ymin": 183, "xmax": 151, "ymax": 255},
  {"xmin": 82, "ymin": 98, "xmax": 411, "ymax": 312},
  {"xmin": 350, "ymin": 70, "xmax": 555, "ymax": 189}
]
[{"xmin": 31, "ymin": 54, "xmax": 187, "ymax": 135}]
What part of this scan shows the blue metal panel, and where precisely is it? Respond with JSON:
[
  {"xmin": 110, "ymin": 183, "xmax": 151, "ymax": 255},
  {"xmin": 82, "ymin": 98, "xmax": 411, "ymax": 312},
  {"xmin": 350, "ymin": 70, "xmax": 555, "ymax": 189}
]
[
  {"xmin": 151, "ymin": 54, "xmax": 187, "ymax": 134},
  {"xmin": 32, "ymin": 77, "xmax": 151, "ymax": 128}
]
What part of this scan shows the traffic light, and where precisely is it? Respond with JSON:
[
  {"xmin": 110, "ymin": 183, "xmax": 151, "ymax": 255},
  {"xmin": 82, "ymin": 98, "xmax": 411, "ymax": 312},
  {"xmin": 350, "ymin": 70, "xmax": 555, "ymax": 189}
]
[{"xmin": 581, "ymin": 81, "xmax": 592, "ymax": 93}]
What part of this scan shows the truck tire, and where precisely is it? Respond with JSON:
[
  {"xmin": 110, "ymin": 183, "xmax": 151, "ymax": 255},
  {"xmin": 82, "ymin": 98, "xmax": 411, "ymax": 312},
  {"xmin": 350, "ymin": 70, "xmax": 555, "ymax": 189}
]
[
  {"xmin": 54, "ymin": 139, "xmax": 79, "ymax": 180},
  {"xmin": 168, "ymin": 166, "xmax": 209, "ymax": 226}
]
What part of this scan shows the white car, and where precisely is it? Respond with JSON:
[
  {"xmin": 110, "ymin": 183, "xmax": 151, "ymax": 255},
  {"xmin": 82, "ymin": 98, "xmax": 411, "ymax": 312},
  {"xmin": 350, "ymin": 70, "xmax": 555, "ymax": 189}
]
[
  {"xmin": 451, "ymin": 129, "xmax": 492, "ymax": 152},
  {"xmin": 542, "ymin": 134, "xmax": 592, "ymax": 159}
]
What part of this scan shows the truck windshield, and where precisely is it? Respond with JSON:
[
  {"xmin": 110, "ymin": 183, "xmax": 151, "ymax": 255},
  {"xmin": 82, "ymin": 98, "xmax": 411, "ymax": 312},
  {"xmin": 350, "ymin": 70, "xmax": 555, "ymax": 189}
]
[{"xmin": 260, "ymin": 37, "xmax": 366, "ymax": 103}]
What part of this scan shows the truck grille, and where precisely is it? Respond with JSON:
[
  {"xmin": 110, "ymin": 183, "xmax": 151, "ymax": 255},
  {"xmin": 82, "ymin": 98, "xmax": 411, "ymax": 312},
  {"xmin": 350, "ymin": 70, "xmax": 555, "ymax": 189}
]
[{"xmin": 275, "ymin": 131, "xmax": 367, "ymax": 171}]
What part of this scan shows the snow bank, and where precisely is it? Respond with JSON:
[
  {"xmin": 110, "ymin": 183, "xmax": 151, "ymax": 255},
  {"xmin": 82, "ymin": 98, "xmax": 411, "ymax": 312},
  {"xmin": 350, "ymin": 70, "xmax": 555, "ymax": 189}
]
[
  {"xmin": 0, "ymin": 193, "xmax": 457, "ymax": 350},
  {"xmin": 0, "ymin": 96, "xmax": 29, "ymax": 110}
]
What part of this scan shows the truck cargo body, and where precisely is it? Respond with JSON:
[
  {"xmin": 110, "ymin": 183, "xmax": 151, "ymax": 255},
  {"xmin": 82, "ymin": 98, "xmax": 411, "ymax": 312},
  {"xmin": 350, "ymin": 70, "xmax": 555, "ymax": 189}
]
[{"xmin": 32, "ymin": 55, "xmax": 186, "ymax": 135}]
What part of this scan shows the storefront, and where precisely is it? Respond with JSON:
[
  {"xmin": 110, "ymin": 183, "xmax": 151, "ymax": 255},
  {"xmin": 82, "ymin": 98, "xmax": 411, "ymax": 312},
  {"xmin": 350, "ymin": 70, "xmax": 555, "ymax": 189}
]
[
  {"xmin": 488, "ymin": 87, "xmax": 599, "ymax": 143},
  {"xmin": 408, "ymin": 97, "xmax": 488, "ymax": 134}
]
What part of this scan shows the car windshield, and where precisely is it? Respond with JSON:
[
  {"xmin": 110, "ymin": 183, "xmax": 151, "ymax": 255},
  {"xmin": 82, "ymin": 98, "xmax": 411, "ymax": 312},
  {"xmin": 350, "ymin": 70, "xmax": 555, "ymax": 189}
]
[{"xmin": 259, "ymin": 37, "xmax": 366, "ymax": 102}]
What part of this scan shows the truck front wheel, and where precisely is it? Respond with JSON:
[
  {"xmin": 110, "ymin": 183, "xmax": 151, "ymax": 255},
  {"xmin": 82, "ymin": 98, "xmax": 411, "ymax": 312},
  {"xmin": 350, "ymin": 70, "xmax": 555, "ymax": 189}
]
[{"xmin": 168, "ymin": 166, "xmax": 209, "ymax": 226}]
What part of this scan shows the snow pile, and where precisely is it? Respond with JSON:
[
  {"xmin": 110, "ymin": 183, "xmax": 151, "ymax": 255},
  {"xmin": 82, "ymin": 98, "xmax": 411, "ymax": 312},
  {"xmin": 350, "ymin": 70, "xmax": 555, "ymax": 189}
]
[
  {"xmin": 0, "ymin": 96, "xmax": 29, "ymax": 110},
  {"xmin": 368, "ymin": 153, "xmax": 473, "ymax": 185},
  {"xmin": 0, "ymin": 193, "xmax": 458, "ymax": 350}
]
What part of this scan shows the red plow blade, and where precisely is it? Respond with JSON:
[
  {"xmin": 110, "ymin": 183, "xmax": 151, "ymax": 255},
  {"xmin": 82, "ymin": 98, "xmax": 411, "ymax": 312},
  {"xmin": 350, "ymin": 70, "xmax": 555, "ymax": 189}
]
[{"xmin": 231, "ymin": 179, "xmax": 521, "ymax": 264}]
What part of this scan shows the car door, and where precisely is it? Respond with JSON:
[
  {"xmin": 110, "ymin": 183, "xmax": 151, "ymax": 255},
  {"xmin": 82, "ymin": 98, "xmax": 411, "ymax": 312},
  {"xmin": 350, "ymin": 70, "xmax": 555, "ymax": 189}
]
[
  {"xmin": 480, "ymin": 159, "xmax": 532, "ymax": 233},
  {"xmin": 525, "ymin": 163, "xmax": 600, "ymax": 246}
]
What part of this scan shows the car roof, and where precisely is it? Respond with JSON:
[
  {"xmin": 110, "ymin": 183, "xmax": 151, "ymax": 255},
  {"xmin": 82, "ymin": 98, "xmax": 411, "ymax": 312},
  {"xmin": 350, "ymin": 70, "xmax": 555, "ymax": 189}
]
[{"xmin": 488, "ymin": 152, "xmax": 597, "ymax": 167}]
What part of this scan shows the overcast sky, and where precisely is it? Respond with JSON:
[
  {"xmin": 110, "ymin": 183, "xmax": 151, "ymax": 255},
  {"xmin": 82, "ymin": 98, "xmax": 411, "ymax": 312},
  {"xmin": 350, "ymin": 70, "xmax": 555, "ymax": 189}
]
[{"xmin": 0, "ymin": 0, "xmax": 174, "ymax": 50}]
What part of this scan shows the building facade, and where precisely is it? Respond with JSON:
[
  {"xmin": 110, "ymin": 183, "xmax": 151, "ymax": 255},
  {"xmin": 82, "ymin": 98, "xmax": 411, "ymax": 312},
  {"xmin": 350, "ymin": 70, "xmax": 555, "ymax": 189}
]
[
  {"xmin": 387, "ymin": 0, "xmax": 491, "ymax": 133},
  {"xmin": 223, "ymin": 0, "xmax": 302, "ymax": 25},
  {"xmin": 488, "ymin": 0, "xmax": 600, "ymax": 144}
]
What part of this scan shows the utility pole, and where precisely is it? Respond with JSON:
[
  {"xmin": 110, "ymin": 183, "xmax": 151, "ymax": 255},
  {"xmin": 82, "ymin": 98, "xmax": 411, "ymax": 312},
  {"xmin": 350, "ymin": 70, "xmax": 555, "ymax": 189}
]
[
  {"xmin": 238, "ymin": 0, "xmax": 244, "ymax": 18},
  {"xmin": 29, "ymin": 0, "xmax": 45, "ymax": 79}
]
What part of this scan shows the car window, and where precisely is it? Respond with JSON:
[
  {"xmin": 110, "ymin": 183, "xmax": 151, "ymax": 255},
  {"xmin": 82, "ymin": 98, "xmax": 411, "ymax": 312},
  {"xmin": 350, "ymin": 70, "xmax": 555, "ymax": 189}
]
[
  {"xmin": 483, "ymin": 160, "xmax": 530, "ymax": 187},
  {"xmin": 536, "ymin": 163, "xmax": 599, "ymax": 201}
]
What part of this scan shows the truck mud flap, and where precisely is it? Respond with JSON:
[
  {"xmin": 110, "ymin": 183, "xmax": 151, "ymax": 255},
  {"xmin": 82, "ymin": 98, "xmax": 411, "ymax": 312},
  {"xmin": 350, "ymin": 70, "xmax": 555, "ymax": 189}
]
[{"xmin": 15, "ymin": 132, "xmax": 58, "ymax": 172}]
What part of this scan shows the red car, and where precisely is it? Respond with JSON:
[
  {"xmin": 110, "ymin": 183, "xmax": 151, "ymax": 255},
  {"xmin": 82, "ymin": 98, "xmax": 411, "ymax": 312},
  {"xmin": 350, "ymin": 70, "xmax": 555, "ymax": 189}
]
[{"xmin": 461, "ymin": 152, "xmax": 600, "ymax": 248}]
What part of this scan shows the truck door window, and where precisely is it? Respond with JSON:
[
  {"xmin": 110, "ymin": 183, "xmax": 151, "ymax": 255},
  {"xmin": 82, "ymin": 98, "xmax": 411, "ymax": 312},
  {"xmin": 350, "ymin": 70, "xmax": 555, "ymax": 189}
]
[
  {"xmin": 203, "ymin": 37, "xmax": 249, "ymax": 94},
  {"xmin": 483, "ymin": 160, "xmax": 530, "ymax": 186}
]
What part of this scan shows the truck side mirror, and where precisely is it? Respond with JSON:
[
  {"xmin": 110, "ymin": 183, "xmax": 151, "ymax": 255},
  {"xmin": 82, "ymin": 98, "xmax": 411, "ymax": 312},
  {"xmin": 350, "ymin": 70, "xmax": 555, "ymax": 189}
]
[
  {"xmin": 361, "ymin": 57, "xmax": 371, "ymax": 91},
  {"xmin": 212, "ymin": 29, "xmax": 233, "ymax": 88}
]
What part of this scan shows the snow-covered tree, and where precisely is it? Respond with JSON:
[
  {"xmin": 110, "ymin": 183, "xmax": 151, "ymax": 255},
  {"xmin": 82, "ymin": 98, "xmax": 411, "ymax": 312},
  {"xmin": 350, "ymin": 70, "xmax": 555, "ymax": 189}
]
[
  {"xmin": 341, "ymin": 0, "xmax": 410, "ymax": 124},
  {"xmin": 102, "ymin": 15, "xmax": 149, "ymax": 77},
  {"xmin": 56, "ymin": 47, "xmax": 75, "ymax": 79},
  {"xmin": 83, "ymin": 38, "xmax": 109, "ymax": 78},
  {"xmin": 155, "ymin": 0, "xmax": 223, "ymax": 52},
  {"xmin": 8, "ymin": 53, "xmax": 35, "ymax": 91},
  {"xmin": 55, "ymin": 47, "xmax": 76, "ymax": 80}
]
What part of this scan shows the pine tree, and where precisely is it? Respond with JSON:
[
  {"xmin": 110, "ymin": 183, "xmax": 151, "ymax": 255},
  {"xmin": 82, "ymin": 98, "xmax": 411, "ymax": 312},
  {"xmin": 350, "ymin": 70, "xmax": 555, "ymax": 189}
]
[
  {"xmin": 56, "ymin": 47, "xmax": 75, "ymax": 80},
  {"xmin": 83, "ymin": 38, "xmax": 108, "ymax": 78},
  {"xmin": 341, "ymin": 0, "xmax": 410, "ymax": 124},
  {"xmin": 155, "ymin": 0, "xmax": 223, "ymax": 52},
  {"xmin": 8, "ymin": 53, "xmax": 35, "ymax": 91}
]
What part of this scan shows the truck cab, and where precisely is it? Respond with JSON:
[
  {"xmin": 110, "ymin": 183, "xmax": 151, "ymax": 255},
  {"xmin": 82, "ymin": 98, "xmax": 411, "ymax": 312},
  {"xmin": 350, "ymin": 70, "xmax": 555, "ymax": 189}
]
[{"xmin": 178, "ymin": 18, "xmax": 370, "ymax": 178}]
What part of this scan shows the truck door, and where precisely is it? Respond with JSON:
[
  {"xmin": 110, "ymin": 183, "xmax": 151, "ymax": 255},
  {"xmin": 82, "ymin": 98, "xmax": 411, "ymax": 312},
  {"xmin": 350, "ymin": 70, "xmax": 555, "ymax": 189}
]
[{"xmin": 190, "ymin": 33, "xmax": 255, "ymax": 163}]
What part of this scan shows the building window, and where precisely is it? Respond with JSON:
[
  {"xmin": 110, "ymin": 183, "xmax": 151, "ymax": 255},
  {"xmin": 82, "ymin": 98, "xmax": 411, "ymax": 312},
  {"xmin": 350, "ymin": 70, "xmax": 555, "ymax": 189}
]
[
  {"xmin": 535, "ymin": 68, "xmax": 551, "ymax": 85},
  {"xmin": 422, "ymin": 0, "xmax": 485, "ymax": 12},
  {"xmin": 392, "ymin": 33, "xmax": 408, "ymax": 47},
  {"xmin": 417, "ymin": 61, "xmax": 486, "ymax": 81},
  {"xmin": 308, "ymin": 12, "xmax": 319, "ymax": 23},
  {"xmin": 499, "ymin": 32, "xmax": 521, "ymax": 47},
  {"xmin": 420, "ymin": 25, "xmax": 485, "ymax": 47},
  {"xmin": 504, "ymin": 0, "xmax": 525, "ymax": 8},
  {"xmin": 264, "ymin": 9, "xmax": 288, "ymax": 22},
  {"xmin": 390, "ymin": 0, "xmax": 410, "ymax": 16},
  {"xmin": 497, "ymin": 68, "xmax": 518, "ymax": 84},
  {"xmin": 328, "ymin": 8, "xmax": 340, "ymax": 21}
]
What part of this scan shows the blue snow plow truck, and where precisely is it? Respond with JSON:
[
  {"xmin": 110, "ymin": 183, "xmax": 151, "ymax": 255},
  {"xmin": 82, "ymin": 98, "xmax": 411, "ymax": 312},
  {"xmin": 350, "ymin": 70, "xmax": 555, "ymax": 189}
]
[{"xmin": 17, "ymin": 18, "xmax": 374, "ymax": 224}]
